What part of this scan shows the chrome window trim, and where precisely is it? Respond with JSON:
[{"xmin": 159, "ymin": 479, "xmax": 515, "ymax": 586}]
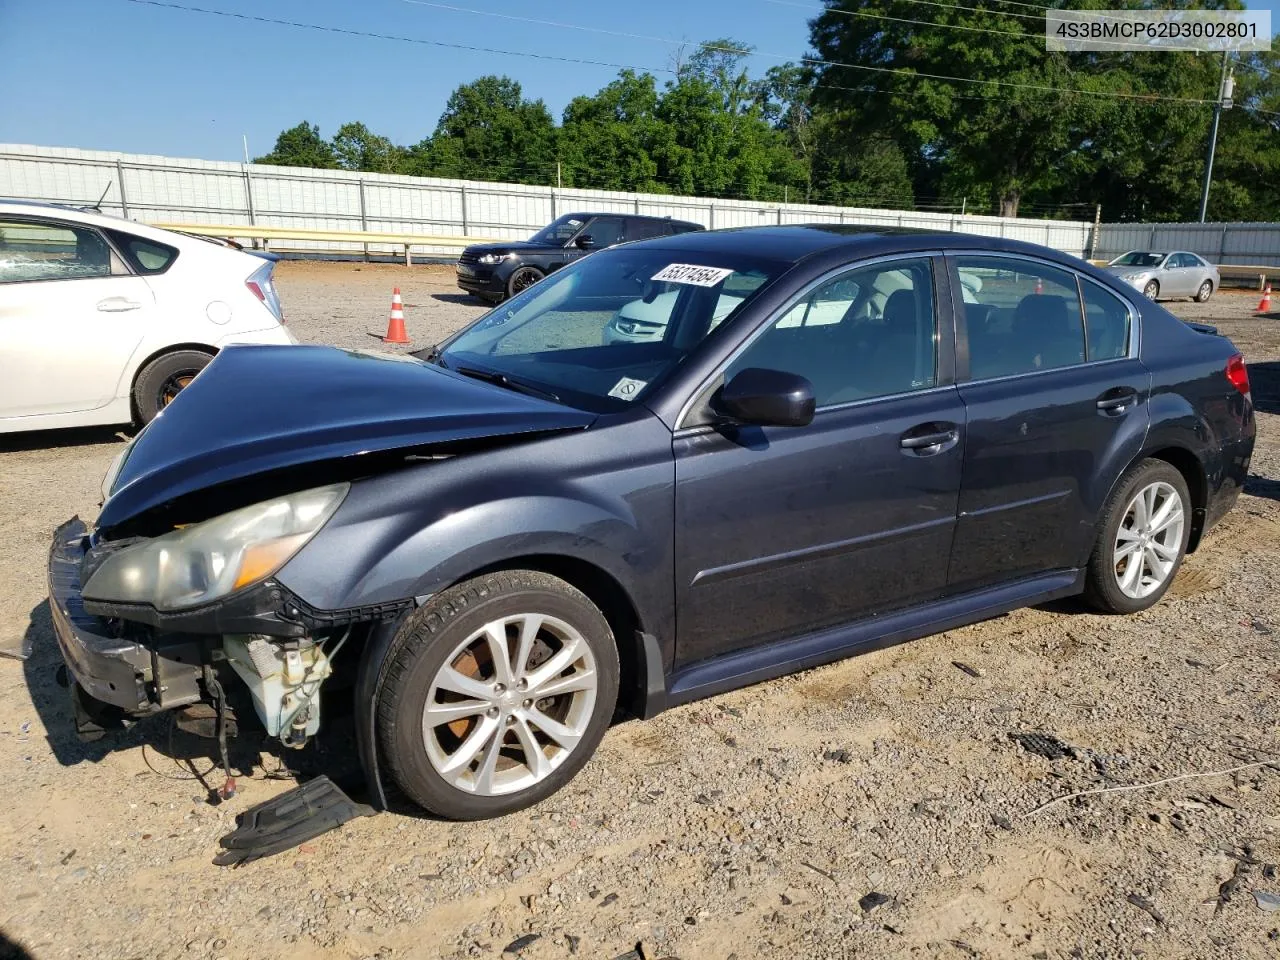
[
  {"xmin": 949, "ymin": 251, "xmax": 1141, "ymax": 388},
  {"xmin": 674, "ymin": 251, "xmax": 946, "ymax": 431}
]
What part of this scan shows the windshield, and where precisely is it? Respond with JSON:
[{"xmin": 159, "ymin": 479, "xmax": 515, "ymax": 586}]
[
  {"xmin": 1111, "ymin": 251, "xmax": 1166, "ymax": 268},
  {"xmin": 528, "ymin": 215, "xmax": 588, "ymax": 246},
  {"xmin": 439, "ymin": 247, "xmax": 789, "ymax": 412}
]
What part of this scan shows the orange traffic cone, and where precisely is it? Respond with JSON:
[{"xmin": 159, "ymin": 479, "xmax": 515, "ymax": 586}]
[
  {"xmin": 382, "ymin": 288, "xmax": 410, "ymax": 343},
  {"xmin": 1034, "ymin": 277, "xmax": 1044, "ymax": 295},
  {"xmin": 1258, "ymin": 284, "xmax": 1273, "ymax": 314}
]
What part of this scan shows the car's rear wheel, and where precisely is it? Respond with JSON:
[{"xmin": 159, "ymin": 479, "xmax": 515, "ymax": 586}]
[
  {"xmin": 1196, "ymin": 280, "xmax": 1214, "ymax": 302},
  {"xmin": 1084, "ymin": 459, "xmax": 1191, "ymax": 614},
  {"xmin": 506, "ymin": 266, "xmax": 544, "ymax": 300},
  {"xmin": 132, "ymin": 349, "xmax": 213, "ymax": 425},
  {"xmin": 377, "ymin": 570, "xmax": 619, "ymax": 820},
  {"xmin": 1143, "ymin": 279, "xmax": 1160, "ymax": 300}
]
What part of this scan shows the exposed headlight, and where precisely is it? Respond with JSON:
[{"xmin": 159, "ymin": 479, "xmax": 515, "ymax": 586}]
[
  {"xmin": 1121, "ymin": 272, "xmax": 1145, "ymax": 282},
  {"xmin": 478, "ymin": 252, "xmax": 515, "ymax": 265},
  {"xmin": 83, "ymin": 483, "xmax": 348, "ymax": 611}
]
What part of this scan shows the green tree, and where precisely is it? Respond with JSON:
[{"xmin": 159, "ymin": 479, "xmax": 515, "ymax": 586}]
[
  {"xmin": 330, "ymin": 122, "xmax": 405, "ymax": 174},
  {"xmin": 559, "ymin": 71, "xmax": 664, "ymax": 191},
  {"xmin": 253, "ymin": 121, "xmax": 337, "ymax": 169},
  {"xmin": 414, "ymin": 76, "xmax": 558, "ymax": 184}
]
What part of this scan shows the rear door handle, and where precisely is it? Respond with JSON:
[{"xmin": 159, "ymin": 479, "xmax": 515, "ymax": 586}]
[
  {"xmin": 96, "ymin": 297, "xmax": 142, "ymax": 312},
  {"xmin": 1096, "ymin": 387, "xmax": 1139, "ymax": 415},
  {"xmin": 900, "ymin": 422, "xmax": 960, "ymax": 456}
]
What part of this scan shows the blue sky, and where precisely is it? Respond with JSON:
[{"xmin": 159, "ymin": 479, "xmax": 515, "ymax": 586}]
[{"xmin": 0, "ymin": 0, "xmax": 1274, "ymax": 162}]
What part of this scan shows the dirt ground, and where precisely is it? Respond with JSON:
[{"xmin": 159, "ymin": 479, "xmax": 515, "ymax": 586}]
[{"xmin": 2, "ymin": 262, "xmax": 1279, "ymax": 960}]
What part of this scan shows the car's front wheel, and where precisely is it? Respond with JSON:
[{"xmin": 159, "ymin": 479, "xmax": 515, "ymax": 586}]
[
  {"xmin": 132, "ymin": 349, "xmax": 213, "ymax": 424},
  {"xmin": 1143, "ymin": 279, "xmax": 1160, "ymax": 300},
  {"xmin": 506, "ymin": 266, "xmax": 544, "ymax": 300},
  {"xmin": 377, "ymin": 570, "xmax": 619, "ymax": 820},
  {"xmin": 1084, "ymin": 459, "xmax": 1191, "ymax": 614},
  {"xmin": 1196, "ymin": 280, "xmax": 1214, "ymax": 302}
]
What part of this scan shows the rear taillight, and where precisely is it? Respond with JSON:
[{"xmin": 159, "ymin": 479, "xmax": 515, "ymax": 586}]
[
  {"xmin": 247, "ymin": 261, "xmax": 285, "ymax": 323},
  {"xmin": 1226, "ymin": 354, "xmax": 1250, "ymax": 396}
]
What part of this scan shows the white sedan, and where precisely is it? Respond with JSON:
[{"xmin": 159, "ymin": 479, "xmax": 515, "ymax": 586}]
[{"xmin": 0, "ymin": 200, "xmax": 294, "ymax": 433}]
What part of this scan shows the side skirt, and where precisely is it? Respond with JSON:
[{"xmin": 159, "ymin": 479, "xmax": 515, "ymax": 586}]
[{"xmin": 654, "ymin": 569, "xmax": 1084, "ymax": 713}]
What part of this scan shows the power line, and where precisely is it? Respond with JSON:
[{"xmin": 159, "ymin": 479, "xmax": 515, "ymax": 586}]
[
  {"xmin": 392, "ymin": 0, "xmax": 1216, "ymax": 105},
  {"xmin": 125, "ymin": 0, "xmax": 1217, "ymax": 107},
  {"xmin": 121, "ymin": 0, "xmax": 674, "ymax": 73}
]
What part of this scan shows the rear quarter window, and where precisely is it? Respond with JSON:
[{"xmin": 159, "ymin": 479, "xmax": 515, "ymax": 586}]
[{"xmin": 105, "ymin": 229, "xmax": 179, "ymax": 275}]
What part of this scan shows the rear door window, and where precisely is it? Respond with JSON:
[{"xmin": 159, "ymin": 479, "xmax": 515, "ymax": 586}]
[
  {"xmin": 0, "ymin": 219, "xmax": 119, "ymax": 282},
  {"xmin": 582, "ymin": 217, "xmax": 626, "ymax": 248},
  {"xmin": 625, "ymin": 220, "xmax": 667, "ymax": 242},
  {"xmin": 1081, "ymin": 279, "xmax": 1131, "ymax": 361},
  {"xmin": 954, "ymin": 256, "xmax": 1085, "ymax": 380}
]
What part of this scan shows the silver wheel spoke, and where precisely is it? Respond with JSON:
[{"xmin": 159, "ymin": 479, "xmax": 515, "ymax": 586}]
[
  {"xmin": 1116, "ymin": 525, "xmax": 1142, "ymax": 542},
  {"xmin": 483, "ymin": 622, "xmax": 514, "ymax": 687},
  {"xmin": 1144, "ymin": 546, "xmax": 1169, "ymax": 578},
  {"xmin": 424, "ymin": 699, "xmax": 490, "ymax": 727},
  {"xmin": 524, "ymin": 638, "xmax": 583, "ymax": 692},
  {"xmin": 526, "ymin": 708, "xmax": 582, "ymax": 750},
  {"xmin": 440, "ymin": 715, "xmax": 500, "ymax": 776},
  {"xmin": 512, "ymin": 615, "xmax": 542, "ymax": 680},
  {"xmin": 1150, "ymin": 539, "xmax": 1180, "ymax": 562},
  {"xmin": 1120, "ymin": 550, "xmax": 1145, "ymax": 593},
  {"xmin": 472, "ymin": 728, "xmax": 505, "ymax": 794},
  {"xmin": 1148, "ymin": 496, "xmax": 1178, "ymax": 533},
  {"xmin": 1151, "ymin": 506, "xmax": 1184, "ymax": 537},
  {"xmin": 436, "ymin": 666, "xmax": 496, "ymax": 702},
  {"xmin": 1115, "ymin": 540, "xmax": 1142, "ymax": 563},
  {"xmin": 532, "ymin": 667, "xmax": 597, "ymax": 700},
  {"xmin": 512, "ymin": 716, "xmax": 551, "ymax": 781}
]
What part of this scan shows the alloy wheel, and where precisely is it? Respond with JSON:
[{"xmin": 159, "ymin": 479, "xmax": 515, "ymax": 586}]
[
  {"xmin": 1113, "ymin": 481, "xmax": 1185, "ymax": 599},
  {"xmin": 1197, "ymin": 281, "xmax": 1212, "ymax": 302},
  {"xmin": 422, "ymin": 614, "xmax": 598, "ymax": 796},
  {"xmin": 510, "ymin": 268, "xmax": 541, "ymax": 295},
  {"xmin": 1143, "ymin": 280, "xmax": 1159, "ymax": 300}
]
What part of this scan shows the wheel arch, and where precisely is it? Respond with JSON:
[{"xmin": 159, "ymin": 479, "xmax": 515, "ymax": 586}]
[{"xmin": 1143, "ymin": 445, "xmax": 1209, "ymax": 551}]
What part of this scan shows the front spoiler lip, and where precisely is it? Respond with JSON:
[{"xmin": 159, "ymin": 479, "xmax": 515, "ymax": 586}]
[{"xmin": 48, "ymin": 516, "xmax": 153, "ymax": 712}]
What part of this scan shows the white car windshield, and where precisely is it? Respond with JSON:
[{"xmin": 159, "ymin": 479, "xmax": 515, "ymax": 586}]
[
  {"xmin": 1111, "ymin": 251, "xmax": 1166, "ymax": 268},
  {"xmin": 440, "ymin": 248, "xmax": 788, "ymax": 411}
]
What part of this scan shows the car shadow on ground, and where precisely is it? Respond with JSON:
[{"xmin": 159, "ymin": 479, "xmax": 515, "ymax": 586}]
[
  {"xmin": 19, "ymin": 601, "xmax": 367, "ymax": 804},
  {"xmin": 1247, "ymin": 359, "xmax": 1280, "ymax": 415},
  {"xmin": 0, "ymin": 426, "xmax": 131, "ymax": 453},
  {"xmin": 431, "ymin": 292, "xmax": 485, "ymax": 306}
]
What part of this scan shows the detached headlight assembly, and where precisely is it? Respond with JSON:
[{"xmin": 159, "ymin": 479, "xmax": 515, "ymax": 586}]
[
  {"xmin": 83, "ymin": 483, "xmax": 349, "ymax": 611},
  {"xmin": 478, "ymin": 252, "xmax": 514, "ymax": 265}
]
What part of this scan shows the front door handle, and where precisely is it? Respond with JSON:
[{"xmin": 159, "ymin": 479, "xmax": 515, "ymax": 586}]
[
  {"xmin": 96, "ymin": 297, "xmax": 142, "ymax": 312},
  {"xmin": 900, "ymin": 422, "xmax": 960, "ymax": 457},
  {"xmin": 1096, "ymin": 387, "xmax": 1139, "ymax": 416}
]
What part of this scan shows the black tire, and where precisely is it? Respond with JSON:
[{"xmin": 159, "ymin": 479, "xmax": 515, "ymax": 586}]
[
  {"xmin": 1143, "ymin": 279, "xmax": 1160, "ymax": 300},
  {"xmin": 1083, "ymin": 459, "xmax": 1192, "ymax": 614},
  {"xmin": 1195, "ymin": 280, "xmax": 1214, "ymax": 303},
  {"xmin": 132, "ymin": 349, "xmax": 213, "ymax": 424},
  {"xmin": 506, "ymin": 266, "xmax": 544, "ymax": 300},
  {"xmin": 377, "ymin": 570, "xmax": 620, "ymax": 820}
]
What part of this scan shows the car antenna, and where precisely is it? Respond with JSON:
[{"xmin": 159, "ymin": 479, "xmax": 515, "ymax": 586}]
[{"xmin": 86, "ymin": 180, "xmax": 113, "ymax": 213}]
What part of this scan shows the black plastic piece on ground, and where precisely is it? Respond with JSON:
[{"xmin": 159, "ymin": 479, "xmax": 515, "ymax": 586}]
[{"xmin": 213, "ymin": 776, "xmax": 376, "ymax": 866}]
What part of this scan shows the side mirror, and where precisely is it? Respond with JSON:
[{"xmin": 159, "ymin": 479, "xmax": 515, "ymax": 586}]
[
  {"xmin": 716, "ymin": 368, "xmax": 815, "ymax": 428},
  {"xmin": 575, "ymin": 234, "xmax": 596, "ymax": 250}
]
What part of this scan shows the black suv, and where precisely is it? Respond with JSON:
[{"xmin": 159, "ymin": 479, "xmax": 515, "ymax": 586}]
[{"xmin": 455, "ymin": 212, "xmax": 704, "ymax": 303}]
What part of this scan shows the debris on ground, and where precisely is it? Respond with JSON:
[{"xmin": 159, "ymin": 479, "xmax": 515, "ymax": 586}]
[
  {"xmin": 1125, "ymin": 892, "xmax": 1166, "ymax": 926},
  {"xmin": 859, "ymin": 892, "xmax": 892, "ymax": 913},
  {"xmin": 824, "ymin": 748, "xmax": 853, "ymax": 763},
  {"xmin": 1254, "ymin": 891, "xmax": 1280, "ymax": 912},
  {"xmin": 952, "ymin": 661, "xmax": 985, "ymax": 679},
  {"xmin": 503, "ymin": 933, "xmax": 541, "ymax": 954},
  {"xmin": 1009, "ymin": 732, "xmax": 1078, "ymax": 761}
]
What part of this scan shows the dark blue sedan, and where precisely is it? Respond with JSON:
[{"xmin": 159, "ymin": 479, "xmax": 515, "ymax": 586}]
[{"xmin": 49, "ymin": 226, "xmax": 1255, "ymax": 821}]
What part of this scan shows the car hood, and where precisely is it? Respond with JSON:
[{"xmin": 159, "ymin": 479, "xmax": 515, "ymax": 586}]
[{"xmin": 97, "ymin": 345, "xmax": 595, "ymax": 532}]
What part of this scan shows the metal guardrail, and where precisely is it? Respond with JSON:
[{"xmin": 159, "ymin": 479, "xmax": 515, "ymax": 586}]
[{"xmin": 154, "ymin": 222, "xmax": 494, "ymax": 264}]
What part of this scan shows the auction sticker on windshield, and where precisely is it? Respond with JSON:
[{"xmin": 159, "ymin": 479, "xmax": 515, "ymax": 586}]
[{"xmin": 652, "ymin": 264, "xmax": 736, "ymax": 287}]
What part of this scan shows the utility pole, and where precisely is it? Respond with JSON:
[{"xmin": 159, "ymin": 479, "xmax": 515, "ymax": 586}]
[
  {"xmin": 1198, "ymin": 51, "xmax": 1235, "ymax": 223},
  {"xmin": 242, "ymin": 134, "xmax": 250, "ymax": 164},
  {"xmin": 556, "ymin": 161, "xmax": 562, "ymax": 189}
]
